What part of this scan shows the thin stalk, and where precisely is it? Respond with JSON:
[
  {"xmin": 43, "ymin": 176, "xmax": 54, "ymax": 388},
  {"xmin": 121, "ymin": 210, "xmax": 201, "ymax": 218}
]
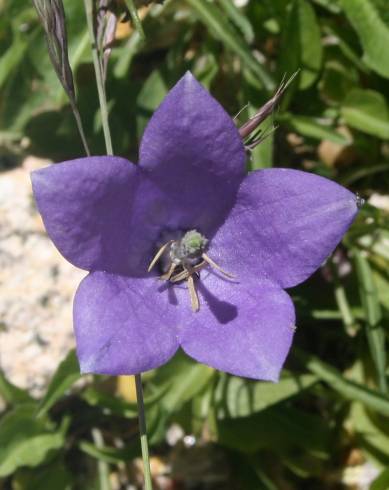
[
  {"xmin": 124, "ymin": 0, "xmax": 146, "ymax": 40},
  {"xmin": 70, "ymin": 99, "xmax": 91, "ymax": 156},
  {"xmin": 83, "ymin": 0, "xmax": 113, "ymax": 155},
  {"xmin": 92, "ymin": 428, "xmax": 111, "ymax": 490},
  {"xmin": 135, "ymin": 374, "xmax": 153, "ymax": 490},
  {"xmin": 329, "ymin": 259, "xmax": 358, "ymax": 336},
  {"xmin": 82, "ymin": 3, "xmax": 151, "ymax": 485}
]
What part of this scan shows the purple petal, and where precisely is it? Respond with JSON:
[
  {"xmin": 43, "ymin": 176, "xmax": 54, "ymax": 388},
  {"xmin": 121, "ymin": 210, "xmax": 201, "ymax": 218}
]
[
  {"xmin": 210, "ymin": 169, "xmax": 359, "ymax": 288},
  {"xmin": 73, "ymin": 272, "xmax": 180, "ymax": 374},
  {"xmin": 177, "ymin": 273, "xmax": 295, "ymax": 381},
  {"xmin": 31, "ymin": 156, "xmax": 170, "ymax": 276},
  {"xmin": 139, "ymin": 71, "xmax": 246, "ymax": 235}
]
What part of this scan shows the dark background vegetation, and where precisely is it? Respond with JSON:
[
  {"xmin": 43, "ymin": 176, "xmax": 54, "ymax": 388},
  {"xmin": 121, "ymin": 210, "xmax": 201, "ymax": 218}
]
[{"xmin": 1, "ymin": 0, "xmax": 389, "ymax": 488}]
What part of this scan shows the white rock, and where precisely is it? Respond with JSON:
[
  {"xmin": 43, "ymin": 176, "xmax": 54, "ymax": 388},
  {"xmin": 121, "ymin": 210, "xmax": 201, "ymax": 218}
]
[{"xmin": 0, "ymin": 158, "xmax": 85, "ymax": 397}]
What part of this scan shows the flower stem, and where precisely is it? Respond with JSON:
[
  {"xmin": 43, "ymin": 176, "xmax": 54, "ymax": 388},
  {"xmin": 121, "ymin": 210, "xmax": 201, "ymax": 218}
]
[
  {"xmin": 83, "ymin": 1, "xmax": 151, "ymax": 485},
  {"xmin": 83, "ymin": 0, "xmax": 114, "ymax": 155},
  {"xmin": 69, "ymin": 99, "xmax": 91, "ymax": 156},
  {"xmin": 135, "ymin": 374, "xmax": 153, "ymax": 490}
]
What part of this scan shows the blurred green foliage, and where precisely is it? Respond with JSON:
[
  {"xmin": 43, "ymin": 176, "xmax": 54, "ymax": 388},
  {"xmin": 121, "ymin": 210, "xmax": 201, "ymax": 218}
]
[{"xmin": 1, "ymin": 0, "xmax": 389, "ymax": 488}]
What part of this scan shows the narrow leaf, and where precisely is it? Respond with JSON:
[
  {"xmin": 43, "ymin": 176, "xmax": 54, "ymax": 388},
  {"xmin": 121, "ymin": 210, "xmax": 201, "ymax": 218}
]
[
  {"xmin": 295, "ymin": 349, "xmax": 389, "ymax": 417},
  {"xmin": 354, "ymin": 249, "xmax": 387, "ymax": 393},
  {"xmin": 280, "ymin": 113, "xmax": 351, "ymax": 144},
  {"xmin": 218, "ymin": 0, "xmax": 254, "ymax": 43},
  {"xmin": 215, "ymin": 372, "xmax": 317, "ymax": 419},
  {"xmin": 185, "ymin": 0, "xmax": 274, "ymax": 90},
  {"xmin": 341, "ymin": 89, "xmax": 389, "ymax": 139},
  {"xmin": 36, "ymin": 350, "xmax": 81, "ymax": 417}
]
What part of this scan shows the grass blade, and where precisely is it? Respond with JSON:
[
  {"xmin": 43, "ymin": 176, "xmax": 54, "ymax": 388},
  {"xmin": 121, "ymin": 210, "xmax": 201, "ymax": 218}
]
[{"xmin": 353, "ymin": 249, "xmax": 387, "ymax": 393}]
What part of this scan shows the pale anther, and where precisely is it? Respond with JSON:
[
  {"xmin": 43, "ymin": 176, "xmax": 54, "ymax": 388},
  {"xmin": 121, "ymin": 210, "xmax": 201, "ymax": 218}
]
[
  {"xmin": 202, "ymin": 253, "xmax": 235, "ymax": 279},
  {"xmin": 187, "ymin": 273, "xmax": 200, "ymax": 312},
  {"xmin": 147, "ymin": 240, "xmax": 173, "ymax": 272}
]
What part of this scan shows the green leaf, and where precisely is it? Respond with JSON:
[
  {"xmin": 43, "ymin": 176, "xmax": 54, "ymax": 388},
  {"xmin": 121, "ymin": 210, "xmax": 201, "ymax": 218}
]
[
  {"xmin": 0, "ymin": 36, "xmax": 29, "ymax": 89},
  {"xmin": 13, "ymin": 460, "xmax": 73, "ymax": 490},
  {"xmin": 319, "ymin": 60, "xmax": 359, "ymax": 104},
  {"xmin": 217, "ymin": 404, "xmax": 331, "ymax": 456},
  {"xmin": 218, "ymin": 0, "xmax": 254, "ymax": 43},
  {"xmin": 82, "ymin": 387, "xmax": 138, "ymax": 418},
  {"xmin": 371, "ymin": 468, "xmax": 389, "ymax": 490},
  {"xmin": 185, "ymin": 0, "xmax": 274, "ymax": 90},
  {"xmin": 296, "ymin": 0, "xmax": 323, "ymax": 89},
  {"xmin": 354, "ymin": 250, "xmax": 387, "ymax": 393},
  {"xmin": 280, "ymin": 0, "xmax": 323, "ymax": 90},
  {"xmin": 0, "ymin": 371, "xmax": 33, "ymax": 406},
  {"xmin": 358, "ymin": 229, "xmax": 389, "ymax": 262},
  {"xmin": 341, "ymin": 89, "xmax": 389, "ymax": 139},
  {"xmin": 215, "ymin": 372, "xmax": 317, "ymax": 419},
  {"xmin": 91, "ymin": 428, "xmax": 112, "ymax": 490},
  {"xmin": 0, "ymin": 404, "xmax": 64, "ymax": 477},
  {"xmin": 295, "ymin": 349, "xmax": 389, "ymax": 417},
  {"xmin": 36, "ymin": 350, "xmax": 81, "ymax": 418},
  {"xmin": 372, "ymin": 268, "xmax": 389, "ymax": 310},
  {"xmin": 340, "ymin": 0, "xmax": 389, "ymax": 78},
  {"xmin": 280, "ymin": 113, "xmax": 351, "ymax": 144},
  {"xmin": 351, "ymin": 402, "xmax": 389, "ymax": 459},
  {"xmin": 136, "ymin": 68, "xmax": 168, "ymax": 140},
  {"xmin": 311, "ymin": 0, "xmax": 341, "ymax": 13},
  {"xmin": 79, "ymin": 440, "xmax": 138, "ymax": 464},
  {"xmin": 148, "ymin": 350, "xmax": 215, "ymax": 413},
  {"xmin": 323, "ymin": 24, "xmax": 369, "ymax": 73}
]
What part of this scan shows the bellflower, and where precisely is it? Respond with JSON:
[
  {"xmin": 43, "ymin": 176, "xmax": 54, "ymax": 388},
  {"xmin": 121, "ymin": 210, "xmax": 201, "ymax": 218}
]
[{"xmin": 31, "ymin": 72, "xmax": 359, "ymax": 381}]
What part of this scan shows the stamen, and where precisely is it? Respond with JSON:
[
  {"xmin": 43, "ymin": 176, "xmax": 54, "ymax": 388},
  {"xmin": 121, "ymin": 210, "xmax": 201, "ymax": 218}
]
[
  {"xmin": 187, "ymin": 274, "xmax": 199, "ymax": 312},
  {"xmin": 169, "ymin": 269, "xmax": 189, "ymax": 283},
  {"xmin": 147, "ymin": 240, "xmax": 173, "ymax": 272},
  {"xmin": 160, "ymin": 263, "xmax": 177, "ymax": 281},
  {"xmin": 170, "ymin": 260, "xmax": 207, "ymax": 283},
  {"xmin": 147, "ymin": 230, "xmax": 234, "ymax": 312},
  {"xmin": 201, "ymin": 253, "xmax": 235, "ymax": 279}
]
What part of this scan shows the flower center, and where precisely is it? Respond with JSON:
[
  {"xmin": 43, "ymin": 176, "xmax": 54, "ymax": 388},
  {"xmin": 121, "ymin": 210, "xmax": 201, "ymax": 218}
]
[
  {"xmin": 147, "ymin": 229, "xmax": 234, "ymax": 312},
  {"xmin": 170, "ymin": 230, "xmax": 208, "ymax": 266}
]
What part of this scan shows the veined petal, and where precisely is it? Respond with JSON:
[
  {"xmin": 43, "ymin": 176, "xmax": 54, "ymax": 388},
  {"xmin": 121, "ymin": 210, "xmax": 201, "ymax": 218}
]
[
  {"xmin": 31, "ymin": 156, "xmax": 170, "ymax": 276},
  {"xmin": 74, "ymin": 272, "xmax": 181, "ymax": 375},
  {"xmin": 210, "ymin": 169, "xmax": 359, "ymax": 288},
  {"xmin": 178, "ymin": 273, "xmax": 295, "ymax": 381},
  {"xmin": 139, "ymin": 71, "xmax": 246, "ymax": 235}
]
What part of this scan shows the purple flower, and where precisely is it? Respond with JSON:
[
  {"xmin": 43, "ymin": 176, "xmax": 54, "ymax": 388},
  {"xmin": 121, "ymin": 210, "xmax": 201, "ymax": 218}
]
[{"xmin": 31, "ymin": 72, "xmax": 359, "ymax": 381}]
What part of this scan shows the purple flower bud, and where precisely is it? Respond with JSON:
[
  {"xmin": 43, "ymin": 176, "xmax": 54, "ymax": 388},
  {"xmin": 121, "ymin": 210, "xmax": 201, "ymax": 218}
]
[
  {"xmin": 239, "ymin": 72, "xmax": 299, "ymax": 148},
  {"xmin": 33, "ymin": 0, "xmax": 75, "ymax": 100},
  {"xmin": 33, "ymin": 0, "xmax": 90, "ymax": 154}
]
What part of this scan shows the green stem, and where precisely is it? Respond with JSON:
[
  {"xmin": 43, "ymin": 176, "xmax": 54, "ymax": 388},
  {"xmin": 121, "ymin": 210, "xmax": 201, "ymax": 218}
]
[
  {"xmin": 83, "ymin": 3, "xmax": 151, "ymax": 485},
  {"xmin": 135, "ymin": 374, "xmax": 153, "ymax": 490},
  {"xmin": 69, "ymin": 99, "xmax": 91, "ymax": 156},
  {"xmin": 124, "ymin": 0, "xmax": 146, "ymax": 40},
  {"xmin": 83, "ymin": 0, "xmax": 113, "ymax": 155}
]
